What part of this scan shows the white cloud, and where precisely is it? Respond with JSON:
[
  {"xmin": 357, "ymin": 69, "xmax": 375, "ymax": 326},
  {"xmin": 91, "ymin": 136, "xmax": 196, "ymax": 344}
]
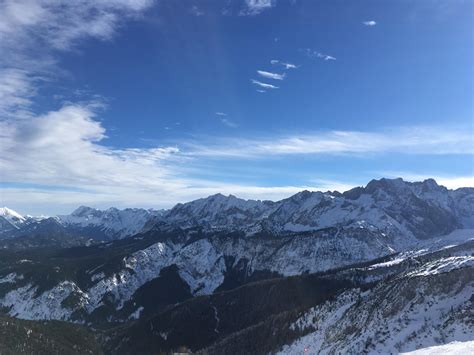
[
  {"xmin": 363, "ymin": 20, "xmax": 377, "ymax": 26},
  {"xmin": 0, "ymin": 1, "xmax": 471, "ymax": 215},
  {"xmin": 182, "ymin": 127, "xmax": 474, "ymax": 158},
  {"xmin": 0, "ymin": 68, "xmax": 37, "ymax": 118},
  {"xmin": 303, "ymin": 49, "xmax": 336, "ymax": 61},
  {"xmin": 241, "ymin": 0, "xmax": 275, "ymax": 15},
  {"xmin": 257, "ymin": 70, "xmax": 285, "ymax": 80},
  {"xmin": 0, "ymin": 0, "xmax": 153, "ymax": 51},
  {"xmin": 215, "ymin": 112, "xmax": 237, "ymax": 127},
  {"xmin": 0, "ymin": 105, "xmax": 183, "ymax": 189},
  {"xmin": 0, "ymin": 0, "xmax": 153, "ymax": 120},
  {"xmin": 1, "ymin": 105, "xmax": 472, "ymax": 214},
  {"xmin": 318, "ymin": 53, "xmax": 336, "ymax": 61},
  {"xmin": 270, "ymin": 60, "xmax": 298, "ymax": 69},
  {"xmin": 251, "ymin": 79, "xmax": 279, "ymax": 89}
]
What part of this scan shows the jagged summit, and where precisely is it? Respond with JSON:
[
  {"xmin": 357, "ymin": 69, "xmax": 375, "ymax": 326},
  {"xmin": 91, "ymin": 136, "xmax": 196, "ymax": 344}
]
[
  {"xmin": 70, "ymin": 206, "xmax": 99, "ymax": 217},
  {"xmin": 1, "ymin": 178, "xmax": 472, "ymax": 241},
  {"xmin": 0, "ymin": 207, "xmax": 25, "ymax": 224}
]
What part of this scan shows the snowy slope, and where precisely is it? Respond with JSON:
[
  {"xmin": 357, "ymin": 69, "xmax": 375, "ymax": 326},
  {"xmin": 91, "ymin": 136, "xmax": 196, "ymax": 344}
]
[
  {"xmin": 0, "ymin": 207, "xmax": 27, "ymax": 236},
  {"xmin": 58, "ymin": 206, "xmax": 163, "ymax": 239},
  {"xmin": 0, "ymin": 178, "xmax": 472, "ymax": 326},
  {"xmin": 1, "ymin": 229, "xmax": 472, "ymax": 324},
  {"xmin": 401, "ymin": 340, "xmax": 474, "ymax": 354},
  {"xmin": 0, "ymin": 207, "xmax": 26, "ymax": 226},
  {"xmin": 165, "ymin": 193, "xmax": 276, "ymax": 231},
  {"xmin": 278, "ymin": 254, "xmax": 474, "ymax": 354},
  {"xmin": 160, "ymin": 178, "xmax": 474, "ymax": 243}
]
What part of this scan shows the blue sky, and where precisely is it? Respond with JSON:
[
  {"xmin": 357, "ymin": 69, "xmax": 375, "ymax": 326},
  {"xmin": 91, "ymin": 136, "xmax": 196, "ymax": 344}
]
[{"xmin": 0, "ymin": 0, "xmax": 473, "ymax": 215}]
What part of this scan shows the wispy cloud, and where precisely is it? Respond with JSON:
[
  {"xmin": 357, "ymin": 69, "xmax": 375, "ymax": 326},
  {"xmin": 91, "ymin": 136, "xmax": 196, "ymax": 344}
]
[
  {"xmin": 215, "ymin": 112, "xmax": 237, "ymax": 128},
  {"xmin": 182, "ymin": 127, "xmax": 474, "ymax": 158},
  {"xmin": 1, "ymin": 1, "xmax": 471, "ymax": 215},
  {"xmin": 318, "ymin": 54, "xmax": 336, "ymax": 61},
  {"xmin": 0, "ymin": 0, "xmax": 153, "ymax": 120},
  {"xmin": 0, "ymin": 0, "xmax": 153, "ymax": 52},
  {"xmin": 271, "ymin": 60, "xmax": 298, "ymax": 69},
  {"xmin": 302, "ymin": 49, "xmax": 336, "ymax": 61},
  {"xmin": 2, "ymin": 106, "xmax": 472, "ymax": 213},
  {"xmin": 257, "ymin": 70, "xmax": 285, "ymax": 80},
  {"xmin": 241, "ymin": 0, "xmax": 275, "ymax": 16},
  {"xmin": 220, "ymin": 118, "xmax": 238, "ymax": 128},
  {"xmin": 363, "ymin": 20, "xmax": 377, "ymax": 26},
  {"xmin": 0, "ymin": 104, "xmax": 184, "ymax": 192},
  {"xmin": 190, "ymin": 5, "xmax": 205, "ymax": 16},
  {"xmin": 251, "ymin": 79, "xmax": 279, "ymax": 89}
]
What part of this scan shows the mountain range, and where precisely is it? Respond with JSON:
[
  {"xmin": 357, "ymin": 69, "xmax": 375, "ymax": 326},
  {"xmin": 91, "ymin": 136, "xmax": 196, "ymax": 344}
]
[
  {"xmin": 0, "ymin": 177, "xmax": 473, "ymax": 354},
  {"xmin": 2, "ymin": 177, "xmax": 473, "ymax": 242}
]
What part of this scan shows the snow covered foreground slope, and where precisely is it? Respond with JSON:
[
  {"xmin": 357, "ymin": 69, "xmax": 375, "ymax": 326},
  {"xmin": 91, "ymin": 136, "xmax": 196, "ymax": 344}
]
[
  {"xmin": 401, "ymin": 340, "xmax": 474, "ymax": 354},
  {"xmin": 278, "ymin": 253, "xmax": 474, "ymax": 354}
]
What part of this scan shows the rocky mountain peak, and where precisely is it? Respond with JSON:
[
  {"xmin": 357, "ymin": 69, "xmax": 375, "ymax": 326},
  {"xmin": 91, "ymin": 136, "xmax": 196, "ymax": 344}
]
[
  {"xmin": 0, "ymin": 207, "xmax": 25, "ymax": 224},
  {"xmin": 70, "ymin": 206, "xmax": 99, "ymax": 217}
]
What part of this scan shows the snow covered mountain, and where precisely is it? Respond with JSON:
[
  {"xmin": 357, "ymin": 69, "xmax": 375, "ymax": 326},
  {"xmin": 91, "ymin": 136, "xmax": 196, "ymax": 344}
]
[
  {"xmin": 0, "ymin": 226, "xmax": 472, "ymax": 324},
  {"xmin": 279, "ymin": 255, "xmax": 474, "ymax": 354},
  {"xmin": 164, "ymin": 193, "xmax": 276, "ymax": 232},
  {"xmin": 161, "ymin": 178, "xmax": 473, "ymax": 244},
  {"xmin": 0, "ymin": 206, "xmax": 164, "ymax": 241},
  {"xmin": 57, "ymin": 206, "xmax": 164, "ymax": 240},
  {"xmin": 1, "ymin": 178, "xmax": 472, "ymax": 244},
  {"xmin": 0, "ymin": 207, "xmax": 26, "ymax": 226},
  {"xmin": 0, "ymin": 178, "xmax": 473, "ymax": 354},
  {"xmin": 0, "ymin": 207, "xmax": 27, "ymax": 236}
]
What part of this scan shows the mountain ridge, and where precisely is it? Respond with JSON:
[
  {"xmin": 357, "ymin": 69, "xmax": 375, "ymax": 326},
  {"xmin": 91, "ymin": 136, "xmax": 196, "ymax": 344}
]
[{"xmin": 2, "ymin": 177, "xmax": 472, "ymax": 242}]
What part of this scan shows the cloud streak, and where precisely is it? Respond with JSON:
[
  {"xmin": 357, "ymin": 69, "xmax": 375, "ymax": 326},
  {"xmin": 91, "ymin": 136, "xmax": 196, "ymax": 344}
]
[
  {"xmin": 220, "ymin": 118, "xmax": 238, "ymax": 128},
  {"xmin": 182, "ymin": 127, "xmax": 474, "ymax": 158},
  {"xmin": 257, "ymin": 70, "xmax": 285, "ymax": 80},
  {"xmin": 241, "ymin": 0, "xmax": 275, "ymax": 16},
  {"xmin": 302, "ymin": 49, "xmax": 336, "ymax": 61},
  {"xmin": 215, "ymin": 112, "xmax": 237, "ymax": 128},
  {"xmin": 1, "ymin": 106, "xmax": 472, "ymax": 214},
  {"xmin": 251, "ymin": 79, "xmax": 279, "ymax": 89},
  {"xmin": 363, "ymin": 20, "xmax": 377, "ymax": 26},
  {"xmin": 271, "ymin": 60, "xmax": 298, "ymax": 69}
]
